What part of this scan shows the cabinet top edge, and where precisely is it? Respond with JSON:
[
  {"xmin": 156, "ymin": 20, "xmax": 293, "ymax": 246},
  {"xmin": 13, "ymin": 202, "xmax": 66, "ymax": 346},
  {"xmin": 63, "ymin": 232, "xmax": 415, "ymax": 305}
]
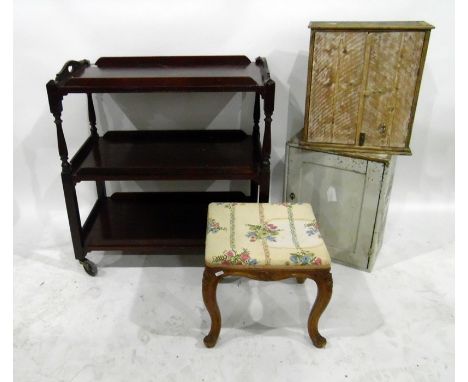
[
  {"xmin": 288, "ymin": 140, "xmax": 394, "ymax": 164},
  {"xmin": 308, "ymin": 21, "xmax": 435, "ymax": 31}
]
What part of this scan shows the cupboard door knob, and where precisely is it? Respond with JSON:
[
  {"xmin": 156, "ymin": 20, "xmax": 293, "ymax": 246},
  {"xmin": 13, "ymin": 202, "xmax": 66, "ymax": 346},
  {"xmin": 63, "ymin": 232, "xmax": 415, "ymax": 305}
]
[
  {"xmin": 378, "ymin": 123, "xmax": 387, "ymax": 135},
  {"xmin": 290, "ymin": 192, "xmax": 296, "ymax": 200}
]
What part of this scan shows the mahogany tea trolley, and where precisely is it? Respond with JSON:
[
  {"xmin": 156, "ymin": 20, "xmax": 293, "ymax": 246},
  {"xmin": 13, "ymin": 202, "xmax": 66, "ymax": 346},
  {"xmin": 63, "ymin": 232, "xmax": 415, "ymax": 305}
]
[{"xmin": 46, "ymin": 56, "xmax": 275, "ymax": 276}]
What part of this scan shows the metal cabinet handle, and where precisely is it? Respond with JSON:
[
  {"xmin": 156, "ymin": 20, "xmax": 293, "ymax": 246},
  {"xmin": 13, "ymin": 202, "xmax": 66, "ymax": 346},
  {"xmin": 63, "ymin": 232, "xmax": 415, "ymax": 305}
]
[{"xmin": 359, "ymin": 133, "xmax": 366, "ymax": 146}]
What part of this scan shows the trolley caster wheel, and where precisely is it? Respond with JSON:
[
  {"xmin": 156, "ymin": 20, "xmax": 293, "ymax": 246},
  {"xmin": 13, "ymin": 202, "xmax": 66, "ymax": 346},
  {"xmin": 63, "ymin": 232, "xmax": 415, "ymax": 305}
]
[{"xmin": 79, "ymin": 259, "xmax": 97, "ymax": 277}]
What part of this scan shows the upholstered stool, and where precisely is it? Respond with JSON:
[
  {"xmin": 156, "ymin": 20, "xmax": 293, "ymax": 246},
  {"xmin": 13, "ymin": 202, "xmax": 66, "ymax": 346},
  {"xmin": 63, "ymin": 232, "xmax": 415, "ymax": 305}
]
[{"xmin": 202, "ymin": 202, "xmax": 333, "ymax": 348}]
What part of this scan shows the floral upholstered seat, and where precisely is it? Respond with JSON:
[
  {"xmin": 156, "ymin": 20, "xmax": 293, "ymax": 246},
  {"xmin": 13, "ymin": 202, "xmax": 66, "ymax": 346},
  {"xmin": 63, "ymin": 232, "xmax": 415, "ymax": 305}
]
[
  {"xmin": 205, "ymin": 203, "xmax": 331, "ymax": 268},
  {"xmin": 203, "ymin": 202, "xmax": 334, "ymax": 348}
]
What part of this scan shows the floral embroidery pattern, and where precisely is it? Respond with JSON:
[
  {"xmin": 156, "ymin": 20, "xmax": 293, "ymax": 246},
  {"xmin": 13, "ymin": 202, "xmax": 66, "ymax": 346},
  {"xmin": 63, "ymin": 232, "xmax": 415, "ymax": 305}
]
[
  {"xmin": 305, "ymin": 220, "xmax": 320, "ymax": 236},
  {"xmin": 207, "ymin": 218, "xmax": 226, "ymax": 234},
  {"xmin": 287, "ymin": 205, "xmax": 301, "ymax": 249},
  {"xmin": 246, "ymin": 223, "xmax": 281, "ymax": 242},
  {"xmin": 212, "ymin": 248, "xmax": 258, "ymax": 266},
  {"xmin": 288, "ymin": 250, "xmax": 322, "ymax": 266},
  {"xmin": 258, "ymin": 204, "xmax": 272, "ymax": 265}
]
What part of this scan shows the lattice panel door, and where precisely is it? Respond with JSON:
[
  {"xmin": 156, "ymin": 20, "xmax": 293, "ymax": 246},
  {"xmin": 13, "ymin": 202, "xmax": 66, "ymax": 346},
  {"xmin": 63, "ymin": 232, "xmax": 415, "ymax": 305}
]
[{"xmin": 303, "ymin": 22, "xmax": 433, "ymax": 155}]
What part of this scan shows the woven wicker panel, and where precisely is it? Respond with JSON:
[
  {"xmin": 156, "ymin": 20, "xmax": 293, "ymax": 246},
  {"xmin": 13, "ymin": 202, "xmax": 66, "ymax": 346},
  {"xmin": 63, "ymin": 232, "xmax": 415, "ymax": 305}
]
[
  {"xmin": 360, "ymin": 32, "xmax": 403, "ymax": 147},
  {"xmin": 360, "ymin": 32, "xmax": 425, "ymax": 148},
  {"xmin": 307, "ymin": 32, "xmax": 367, "ymax": 144},
  {"xmin": 389, "ymin": 32, "xmax": 425, "ymax": 147}
]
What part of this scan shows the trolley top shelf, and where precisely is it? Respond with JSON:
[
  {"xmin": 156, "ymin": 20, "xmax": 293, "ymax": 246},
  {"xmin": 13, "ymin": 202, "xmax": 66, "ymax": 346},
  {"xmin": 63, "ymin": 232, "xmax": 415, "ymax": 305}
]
[{"xmin": 48, "ymin": 55, "xmax": 272, "ymax": 94}]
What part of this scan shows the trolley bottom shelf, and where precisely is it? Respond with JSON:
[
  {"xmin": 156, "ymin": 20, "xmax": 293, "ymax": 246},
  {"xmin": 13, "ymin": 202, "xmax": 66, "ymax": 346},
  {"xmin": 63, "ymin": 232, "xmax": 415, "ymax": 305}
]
[{"xmin": 82, "ymin": 191, "xmax": 250, "ymax": 253}]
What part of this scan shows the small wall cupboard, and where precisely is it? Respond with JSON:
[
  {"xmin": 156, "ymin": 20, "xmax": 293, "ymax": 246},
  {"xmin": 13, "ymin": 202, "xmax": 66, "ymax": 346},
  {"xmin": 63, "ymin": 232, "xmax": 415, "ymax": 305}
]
[{"xmin": 302, "ymin": 21, "xmax": 434, "ymax": 155}]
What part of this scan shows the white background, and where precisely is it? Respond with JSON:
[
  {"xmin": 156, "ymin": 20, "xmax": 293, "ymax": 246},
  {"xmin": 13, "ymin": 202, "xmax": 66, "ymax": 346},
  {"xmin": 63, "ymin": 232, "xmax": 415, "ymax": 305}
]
[
  {"xmin": 13, "ymin": 0, "xmax": 453, "ymax": 221},
  {"xmin": 13, "ymin": 1, "xmax": 455, "ymax": 381}
]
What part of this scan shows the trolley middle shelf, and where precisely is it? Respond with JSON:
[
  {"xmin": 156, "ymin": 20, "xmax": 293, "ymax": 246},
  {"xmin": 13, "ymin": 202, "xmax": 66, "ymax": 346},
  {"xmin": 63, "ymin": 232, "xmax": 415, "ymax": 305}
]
[{"xmin": 71, "ymin": 129, "xmax": 261, "ymax": 182}]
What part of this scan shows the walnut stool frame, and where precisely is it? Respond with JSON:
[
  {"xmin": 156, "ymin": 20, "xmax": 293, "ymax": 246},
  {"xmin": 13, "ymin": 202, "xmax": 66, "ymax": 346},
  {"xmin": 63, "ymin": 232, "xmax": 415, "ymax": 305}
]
[{"xmin": 202, "ymin": 266, "xmax": 333, "ymax": 348}]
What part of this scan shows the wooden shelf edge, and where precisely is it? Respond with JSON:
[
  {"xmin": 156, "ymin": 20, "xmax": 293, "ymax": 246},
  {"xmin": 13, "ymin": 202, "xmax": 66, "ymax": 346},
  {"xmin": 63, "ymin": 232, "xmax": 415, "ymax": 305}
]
[
  {"xmin": 108, "ymin": 191, "xmax": 251, "ymax": 202},
  {"xmin": 83, "ymin": 191, "xmax": 252, "ymax": 253},
  {"xmin": 49, "ymin": 55, "xmax": 270, "ymax": 94},
  {"xmin": 71, "ymin": 129, "xmax": 260, "ymax": 182},
  {"xmin": 95, "ymin": 55, "xmax": 253, "ymax": 67}
]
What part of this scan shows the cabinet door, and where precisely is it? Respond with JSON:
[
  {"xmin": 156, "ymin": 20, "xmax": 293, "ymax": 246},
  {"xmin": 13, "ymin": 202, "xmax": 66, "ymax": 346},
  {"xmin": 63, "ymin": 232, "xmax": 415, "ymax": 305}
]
[
  {"xmin": 360, "ymin": 31, "xmax": 425, "ymax": 149},
  {"xmin": 305, "ymin": 28, "xmax": 427, "ymax": 154},
  {"xmin": 306, "ymin": 31, "xmax": 367, "ymax": 145},
  {"xmin": 285, "ymin": 146, "xmax": 384, "ymax": 270}
]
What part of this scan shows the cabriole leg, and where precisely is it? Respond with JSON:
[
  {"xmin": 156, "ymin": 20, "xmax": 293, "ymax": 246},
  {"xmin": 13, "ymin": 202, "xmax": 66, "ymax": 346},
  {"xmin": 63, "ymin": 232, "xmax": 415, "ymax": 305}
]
[
  {"xmin": 308, "ymin": 271, "xmax": 333, "ymax": 348},
  {"xmin": 202, "ymin": 267, "xmax": 222, "ymax": 348}
]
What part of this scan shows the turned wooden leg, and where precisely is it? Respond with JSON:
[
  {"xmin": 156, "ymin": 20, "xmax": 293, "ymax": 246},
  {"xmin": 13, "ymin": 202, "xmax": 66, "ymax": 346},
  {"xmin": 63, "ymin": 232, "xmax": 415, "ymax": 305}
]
[
  {"xmin": 250, "ymin": 180, "xmax": 259, "ymax": 202},
  {"xmin": 202, "ymin": 268, "xmax": 222, "ymax": 348},
  {"xmin": 259, "ymin": 166, "xmax": 270, "ymax": 203},
  {"xmin": 296, "ymin": 276, "xmax": 306, "ymax": 284},
  {"xmin": 308, "ymin": 271, "xmax": 333, "ymax": 348}
]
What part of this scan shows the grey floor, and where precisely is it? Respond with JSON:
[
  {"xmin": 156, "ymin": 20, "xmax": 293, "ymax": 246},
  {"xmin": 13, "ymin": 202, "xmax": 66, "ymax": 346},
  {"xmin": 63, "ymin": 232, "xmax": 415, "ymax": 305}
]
[{"xmin": 14, "ymin": 207, "xmax": 454, "ymax": 382}]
